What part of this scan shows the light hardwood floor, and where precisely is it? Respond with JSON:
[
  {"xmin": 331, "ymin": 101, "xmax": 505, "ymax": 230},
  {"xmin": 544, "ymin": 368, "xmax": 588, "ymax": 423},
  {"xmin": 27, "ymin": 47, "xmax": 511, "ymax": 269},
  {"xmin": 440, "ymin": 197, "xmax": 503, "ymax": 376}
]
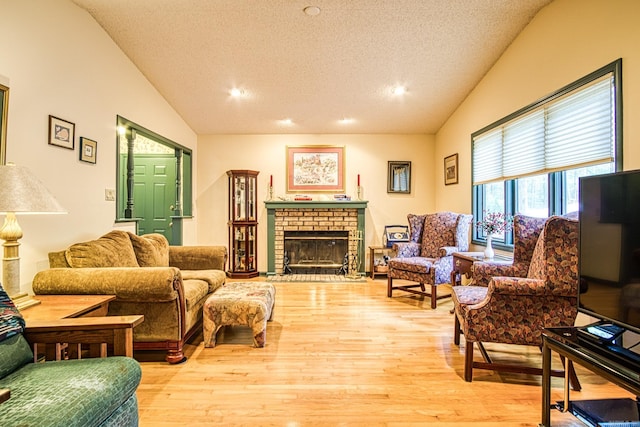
[{"xmin": 135, "ymin": 278, "xmax": 632, "ymax": 426}]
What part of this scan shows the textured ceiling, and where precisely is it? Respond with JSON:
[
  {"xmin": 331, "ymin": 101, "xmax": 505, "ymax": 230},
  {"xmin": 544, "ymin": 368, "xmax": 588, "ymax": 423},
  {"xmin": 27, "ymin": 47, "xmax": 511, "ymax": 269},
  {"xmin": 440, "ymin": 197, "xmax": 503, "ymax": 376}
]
[{"xmin": 72, "ymin": 0, "xmax": 553, "ymax": 134}]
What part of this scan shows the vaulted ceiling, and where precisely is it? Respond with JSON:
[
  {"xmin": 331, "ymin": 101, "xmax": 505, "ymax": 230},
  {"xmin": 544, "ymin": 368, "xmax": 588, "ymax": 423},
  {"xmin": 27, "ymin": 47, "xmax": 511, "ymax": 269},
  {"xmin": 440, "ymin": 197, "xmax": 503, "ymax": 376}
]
[{"xmin": 72, "ymin": 0, "xmax": 553, "ymax": 134}]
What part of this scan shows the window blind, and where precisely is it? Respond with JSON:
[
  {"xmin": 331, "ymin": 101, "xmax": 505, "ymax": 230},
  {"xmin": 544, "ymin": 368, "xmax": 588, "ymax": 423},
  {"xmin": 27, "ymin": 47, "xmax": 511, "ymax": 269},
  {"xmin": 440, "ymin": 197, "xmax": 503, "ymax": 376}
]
[{"xmin": 472, "ymin": 74, "xmax": 614, "ymax": 185}]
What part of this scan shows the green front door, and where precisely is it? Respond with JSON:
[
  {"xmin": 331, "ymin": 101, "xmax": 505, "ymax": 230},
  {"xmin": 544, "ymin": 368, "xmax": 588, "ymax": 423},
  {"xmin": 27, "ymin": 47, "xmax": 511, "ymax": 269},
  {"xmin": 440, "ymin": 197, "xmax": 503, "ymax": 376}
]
[{"xmin": 133, "ymin": 154, "xmax": 177, "ymax": 242}]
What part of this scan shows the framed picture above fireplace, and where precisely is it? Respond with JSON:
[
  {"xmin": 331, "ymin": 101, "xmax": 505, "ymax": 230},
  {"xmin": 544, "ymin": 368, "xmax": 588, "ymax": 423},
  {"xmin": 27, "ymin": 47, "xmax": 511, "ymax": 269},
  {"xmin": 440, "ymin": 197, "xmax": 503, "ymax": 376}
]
[{"xmin": 286, "ymin": 145, "xmax": 345, "ymax": 192}]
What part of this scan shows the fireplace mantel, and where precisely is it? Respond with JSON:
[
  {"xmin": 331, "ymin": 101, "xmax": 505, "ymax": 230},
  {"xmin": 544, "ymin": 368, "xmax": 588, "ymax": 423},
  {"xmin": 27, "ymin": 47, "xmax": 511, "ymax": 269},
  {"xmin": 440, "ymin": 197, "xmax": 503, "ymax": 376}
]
[
  {"xmin": 264, "ymin": 200, "xmax": 368, "ymax": 210},
  {"xmin": 264, "ymin": 200, "xmax": 368, "ymax": 276}
]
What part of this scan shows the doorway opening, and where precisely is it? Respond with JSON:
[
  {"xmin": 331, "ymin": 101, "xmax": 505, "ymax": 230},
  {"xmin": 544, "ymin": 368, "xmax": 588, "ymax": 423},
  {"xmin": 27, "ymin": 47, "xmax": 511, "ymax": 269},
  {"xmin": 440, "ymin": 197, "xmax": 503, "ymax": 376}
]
[{"xmin": 116, "ymin": 116, "xmax": 192, "ymax": 245}]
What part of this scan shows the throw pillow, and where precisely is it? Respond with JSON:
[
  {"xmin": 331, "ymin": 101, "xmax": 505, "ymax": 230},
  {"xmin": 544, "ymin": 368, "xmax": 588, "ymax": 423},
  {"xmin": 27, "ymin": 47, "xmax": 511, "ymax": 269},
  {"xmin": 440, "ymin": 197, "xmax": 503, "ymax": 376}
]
[
  {"xmin": 65, "ymin": 230, "xmax": 139, "ymax": 268},
  {"xmin": 420, "ymin": 212, "xmax": 458, "ymax": 258},
  {"xmin": 128, "ymin": 232, "xmax": 170, "ymax": 267}
]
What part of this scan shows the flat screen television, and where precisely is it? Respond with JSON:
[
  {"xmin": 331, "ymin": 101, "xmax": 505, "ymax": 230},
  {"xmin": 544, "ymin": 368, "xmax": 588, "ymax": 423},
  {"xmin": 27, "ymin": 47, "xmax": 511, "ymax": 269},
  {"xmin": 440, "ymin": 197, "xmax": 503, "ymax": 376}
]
[{"xmin": 578, "ymin": 169, "xmax": 640, "ymax": 367}]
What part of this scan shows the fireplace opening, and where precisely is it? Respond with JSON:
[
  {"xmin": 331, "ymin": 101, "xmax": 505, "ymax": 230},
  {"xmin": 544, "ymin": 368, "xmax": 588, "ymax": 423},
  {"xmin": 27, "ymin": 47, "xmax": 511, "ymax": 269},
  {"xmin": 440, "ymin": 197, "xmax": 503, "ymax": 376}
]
[{"xmin": 283, "ymin": 230, "xmax": 349, "ymax": 274}]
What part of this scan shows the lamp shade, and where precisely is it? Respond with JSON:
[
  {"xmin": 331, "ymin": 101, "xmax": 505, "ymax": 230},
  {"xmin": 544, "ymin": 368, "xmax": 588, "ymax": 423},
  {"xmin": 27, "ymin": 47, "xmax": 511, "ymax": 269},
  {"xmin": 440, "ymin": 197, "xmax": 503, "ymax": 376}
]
[{"xmin": 0, "ymin": 163, "xmax": 66, "ymax": 214}]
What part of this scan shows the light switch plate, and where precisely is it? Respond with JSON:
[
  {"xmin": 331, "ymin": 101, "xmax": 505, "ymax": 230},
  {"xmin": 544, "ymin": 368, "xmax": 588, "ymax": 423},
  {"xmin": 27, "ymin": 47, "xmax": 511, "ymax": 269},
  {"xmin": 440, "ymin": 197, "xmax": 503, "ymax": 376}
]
[{"xmin": 105, "ymin": 188, "xmax": 115, "ymax": 201}]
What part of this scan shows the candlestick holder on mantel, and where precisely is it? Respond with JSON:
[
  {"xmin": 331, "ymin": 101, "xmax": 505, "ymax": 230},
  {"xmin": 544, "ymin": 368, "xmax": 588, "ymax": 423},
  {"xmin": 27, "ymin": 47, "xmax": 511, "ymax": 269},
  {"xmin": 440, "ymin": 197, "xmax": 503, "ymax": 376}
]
[
  {"xmin": 268, "ymin": 185, "xmax": 274, "ymax": 201},
  {"xmin": 356, "ymin": 186, "xmax": 363, "ymax": 201}
]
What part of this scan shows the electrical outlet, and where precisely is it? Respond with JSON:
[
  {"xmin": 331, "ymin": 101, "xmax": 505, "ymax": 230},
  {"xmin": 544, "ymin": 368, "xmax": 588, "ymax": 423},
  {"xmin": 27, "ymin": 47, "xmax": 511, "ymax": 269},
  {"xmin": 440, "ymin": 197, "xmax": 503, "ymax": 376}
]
[{"xmin": 105, "ymin": 189, "xmax": 115, "ymax": 201}]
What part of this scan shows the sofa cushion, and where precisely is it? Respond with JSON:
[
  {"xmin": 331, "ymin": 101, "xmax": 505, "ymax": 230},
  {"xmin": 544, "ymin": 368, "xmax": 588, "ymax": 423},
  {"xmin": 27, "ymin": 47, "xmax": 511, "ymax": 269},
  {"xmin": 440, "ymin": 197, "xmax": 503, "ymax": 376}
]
[
  {"xmin": 65, "ymin": 230, "xmax": 139, "ymax": 268},
  {"xmin": 181, "ymin": 269, "xmax": 226, "ymax": 294},
  {"xmin": 48, "ymin": 250, "xmax": 71, "ymax": 268},
  {"xmin": 0, "ymin": 356, "xmax": 141, "ymax": 427},
  {"xmin": 182, "ymin": 279, "xmax": 210, "ymax": 312},
  {"xmin": 420, "ymin": 212, "xmax": 458, "ymax": 258},
  {"xmin": 128, "ymin": 233, "xmax": 170, "ymax": 267}
]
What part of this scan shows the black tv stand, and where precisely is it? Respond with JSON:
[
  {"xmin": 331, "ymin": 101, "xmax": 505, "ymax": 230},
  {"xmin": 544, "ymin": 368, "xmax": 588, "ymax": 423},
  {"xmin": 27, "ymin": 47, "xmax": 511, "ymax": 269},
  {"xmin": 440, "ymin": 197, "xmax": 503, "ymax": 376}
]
[
  {"xmin": 556, "ymin": 398, "xmax": 639, "ymax": 426},
  {"xmin": 542, "ymin": 327, "xmax": 640, "ymax": 427},
  {"xmin": 578, "ymin": 322, "xmax": 626, "ymax": 345},
  {"xmin": 576, "ymin": 323, "xmax": 640, "ymax": 373}
]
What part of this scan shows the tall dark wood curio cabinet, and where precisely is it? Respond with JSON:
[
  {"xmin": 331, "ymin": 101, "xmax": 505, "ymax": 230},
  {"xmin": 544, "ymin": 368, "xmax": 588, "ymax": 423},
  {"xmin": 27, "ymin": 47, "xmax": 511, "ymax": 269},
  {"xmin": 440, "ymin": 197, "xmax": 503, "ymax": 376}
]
[{"xmin": 227, "ymin": 170, "xmax": 259, "ymax": 278}]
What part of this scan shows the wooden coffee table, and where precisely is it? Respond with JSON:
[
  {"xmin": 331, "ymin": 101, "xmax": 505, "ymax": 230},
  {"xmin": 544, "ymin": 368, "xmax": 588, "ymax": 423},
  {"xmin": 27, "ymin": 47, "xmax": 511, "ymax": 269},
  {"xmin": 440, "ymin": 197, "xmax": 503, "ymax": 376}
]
[{"xmin": 20, "ymin": 295, "xmax": 143, "ymax": 359}]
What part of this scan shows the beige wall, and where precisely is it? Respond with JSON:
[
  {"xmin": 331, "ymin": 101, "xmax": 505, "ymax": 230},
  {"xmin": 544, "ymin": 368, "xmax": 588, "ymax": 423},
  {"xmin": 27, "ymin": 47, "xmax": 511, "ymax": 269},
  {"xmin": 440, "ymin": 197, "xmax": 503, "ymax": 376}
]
[
  {"xmin": 197, "ymin": 134, "xmax": 435, "ymax": 272},
  {"xmin": 435, "ymin": 0, "xmax": 640, "ymax": 212},
  {"xmin": 0, "ymin": 0, "xmax": 197, "ymax": 293},
  {"xmin": 3, "ymin": 0, "xmax": 640, "ymax": 284}
]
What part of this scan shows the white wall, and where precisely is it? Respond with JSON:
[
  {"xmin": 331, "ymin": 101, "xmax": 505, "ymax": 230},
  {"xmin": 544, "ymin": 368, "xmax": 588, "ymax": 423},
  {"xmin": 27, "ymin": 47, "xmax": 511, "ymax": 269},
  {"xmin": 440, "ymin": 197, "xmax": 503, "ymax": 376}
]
[
  {"xmin": 197, "ymin": 134, "xmax": 435, "ymax": 272},
  {"xmin": 435, "ymin": 0, "xmax": 640, "ymax": 211},
  {"xmin": 0, "ymin": 0, "xmax": 197, "ymax": 293}
]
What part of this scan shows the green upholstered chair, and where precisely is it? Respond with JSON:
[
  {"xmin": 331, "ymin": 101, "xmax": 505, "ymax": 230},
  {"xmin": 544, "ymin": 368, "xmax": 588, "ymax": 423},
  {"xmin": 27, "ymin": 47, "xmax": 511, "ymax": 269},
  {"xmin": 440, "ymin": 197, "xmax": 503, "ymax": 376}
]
[{"xmin": 0, "ymin": 285, "xmax": 142, "ymax": 427}]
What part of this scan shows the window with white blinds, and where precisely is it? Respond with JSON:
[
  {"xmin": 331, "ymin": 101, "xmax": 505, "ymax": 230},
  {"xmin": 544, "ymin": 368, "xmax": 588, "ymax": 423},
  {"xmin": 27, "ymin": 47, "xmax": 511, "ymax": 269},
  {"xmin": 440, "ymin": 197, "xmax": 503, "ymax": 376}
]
[
  {"xmin": 473, "ymin": 74, "xmax": 615, "ymax": 185},
  {"xmin": 471, "ymin": 59, "xmax": 622, "ymax": 248}
]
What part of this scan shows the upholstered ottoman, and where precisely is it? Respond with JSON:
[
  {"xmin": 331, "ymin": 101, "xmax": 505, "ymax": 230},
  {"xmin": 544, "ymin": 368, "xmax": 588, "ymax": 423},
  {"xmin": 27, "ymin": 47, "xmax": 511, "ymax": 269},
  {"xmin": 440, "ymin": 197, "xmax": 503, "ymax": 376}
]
[{"xmin": 203, "ymin": 282, "xmax": 276, "ymax": 348}]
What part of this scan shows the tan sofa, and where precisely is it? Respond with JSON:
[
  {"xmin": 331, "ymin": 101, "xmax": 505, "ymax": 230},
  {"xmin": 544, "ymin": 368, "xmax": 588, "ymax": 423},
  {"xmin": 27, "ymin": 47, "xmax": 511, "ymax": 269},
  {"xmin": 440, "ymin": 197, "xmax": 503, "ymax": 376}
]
[{"xmin": 32, "ymin": 230, "xmax": 227, "ymax": 364}]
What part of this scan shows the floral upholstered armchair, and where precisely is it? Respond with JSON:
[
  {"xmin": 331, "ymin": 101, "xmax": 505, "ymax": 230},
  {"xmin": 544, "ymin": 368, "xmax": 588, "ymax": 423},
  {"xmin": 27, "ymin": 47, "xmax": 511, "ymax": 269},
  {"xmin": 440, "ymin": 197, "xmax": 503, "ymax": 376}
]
[
  {"xmin": 387, "ymin": 212, "xmax": 473, "ymax": 308},
  {"xmin": 452, "ymin": 215, "xmax": 580, "ymax": 387}
]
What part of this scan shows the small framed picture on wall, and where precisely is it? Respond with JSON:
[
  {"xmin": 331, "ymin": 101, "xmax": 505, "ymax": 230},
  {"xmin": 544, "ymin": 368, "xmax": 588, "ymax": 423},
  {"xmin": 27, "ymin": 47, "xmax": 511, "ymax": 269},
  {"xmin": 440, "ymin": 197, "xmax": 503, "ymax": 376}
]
[
  {"xmin": 387, "ymin": 161, "xmax": 411, "ymax": 193},
  {"xmin": 48, "ymin": 115, "xmax": 75, "ymax": 150},
  {"xmin": 444, "ymin": 153, "xmax": 458, "ymax": 185},
  {"xmin": 79, "ymin": 137, "xmax": 97, "ymax": 164}
]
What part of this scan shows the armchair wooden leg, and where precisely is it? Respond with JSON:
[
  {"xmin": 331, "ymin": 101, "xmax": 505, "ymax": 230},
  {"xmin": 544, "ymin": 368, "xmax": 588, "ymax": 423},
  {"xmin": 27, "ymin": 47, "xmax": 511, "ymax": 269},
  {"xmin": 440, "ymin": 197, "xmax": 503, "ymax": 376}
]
[
  {"xmin": 430, "ymin": 284, "xmax": 437, "ymax": 309},
  {"xmin": 454, "ymin": 314, "xmax": 461, "ymax": 346},
  {"xmin": 387, "ymin": 276, "xmax": 393, "ymax": 297},
  {"xmin": 464, "ymin": 341, "xmax": 474, "ymax": 382}
]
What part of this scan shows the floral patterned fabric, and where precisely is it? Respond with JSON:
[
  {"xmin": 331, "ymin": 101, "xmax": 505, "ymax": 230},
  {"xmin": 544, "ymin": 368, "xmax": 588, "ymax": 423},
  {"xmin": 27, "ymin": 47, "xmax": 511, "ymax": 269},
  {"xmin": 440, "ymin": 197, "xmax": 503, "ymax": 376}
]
[
  {"xmin": 394, "ymin": 241, "xmax": 421, "ymax": 258},
  {"xmin": 203, "ymin": 282, "xmax": 276, "ymax": 348},
  {"xmin": 388, "ymin": 212, "xmax": 473, "ymax": 307},
  {"xmin": 453, "ymin": 215, "xmax": 579, "ymax": 346},
  {"xmin": 471, "ymin": 215, "xmax": 546, "ymax": 287},
  {"xmin": 421, "ymin": 212, "xmax": 459, "ymax": 258},
  {"xmin": 407, "ymin": 214, "xmax": 427, "ymax": 243}
]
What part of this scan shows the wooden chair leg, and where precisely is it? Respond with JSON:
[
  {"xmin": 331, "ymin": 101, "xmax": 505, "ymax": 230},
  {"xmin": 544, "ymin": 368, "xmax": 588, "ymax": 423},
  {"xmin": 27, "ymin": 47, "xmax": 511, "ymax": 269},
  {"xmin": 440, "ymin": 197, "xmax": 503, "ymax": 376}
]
[
  {"xmin": 454, "ymin": 314, "xmax": 461, "ymax": 346},
  {"xmin": 464, "ymin": 341, "xmax": 474, "ymax": 382},
  {"xmin": 430, "ymin": 284, "xmax": 437, "ymax": 309},
  {"xmin": 387, "ymin": 276, "xmax": 393, "ymax": 297}
]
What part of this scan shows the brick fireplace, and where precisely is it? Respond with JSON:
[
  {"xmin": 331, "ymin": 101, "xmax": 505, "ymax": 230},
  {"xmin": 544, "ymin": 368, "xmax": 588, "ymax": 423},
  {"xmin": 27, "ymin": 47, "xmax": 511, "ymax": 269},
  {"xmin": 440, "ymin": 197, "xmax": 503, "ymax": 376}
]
[{"xmin": 264, "ymin": 200, "xmax": 368, "ymax": 276}]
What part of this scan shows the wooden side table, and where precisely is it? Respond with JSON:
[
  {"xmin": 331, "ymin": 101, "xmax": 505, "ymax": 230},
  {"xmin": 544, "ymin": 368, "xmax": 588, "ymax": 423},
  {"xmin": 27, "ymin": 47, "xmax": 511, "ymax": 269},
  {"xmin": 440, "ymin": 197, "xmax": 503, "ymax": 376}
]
[
  {"xmin": 20, "ymin": 295, "xmax": 143, "ymax": 359},
  {"xmin": 369, "ymin": 245, "xmax": 394, "ymax": 279}
]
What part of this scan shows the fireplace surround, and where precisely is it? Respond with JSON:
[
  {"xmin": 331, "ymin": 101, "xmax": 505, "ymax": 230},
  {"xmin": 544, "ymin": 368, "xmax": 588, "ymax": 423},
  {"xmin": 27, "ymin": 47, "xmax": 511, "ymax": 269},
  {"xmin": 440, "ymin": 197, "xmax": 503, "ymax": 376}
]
[
  {"xmin": 264, "ymin": 200, "xmax": 367, "ymax": 276},
  {"xmin": 283, "ymin": 230, "xmax": 349, "ymax": 274}
]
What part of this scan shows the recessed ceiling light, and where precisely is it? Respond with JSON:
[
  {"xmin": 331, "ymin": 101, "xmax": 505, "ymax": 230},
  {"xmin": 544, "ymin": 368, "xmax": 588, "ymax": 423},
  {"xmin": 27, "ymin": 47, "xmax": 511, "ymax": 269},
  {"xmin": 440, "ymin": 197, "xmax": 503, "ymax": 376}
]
[
  {"xmin": 303, "ymin": 6, "xmax": 321, "ymax": 16},
  {"xmin": 339, "ymin": 117, "xmax": 355, "ymax": 124},
  {"xmin": 392, "ymin": 86, "xmax": 407, "ymax": 96},
  {"xmin": 279, "ymin": 118, "xmax": 293, "ymax": 126},
  {"xmin": 230, "ymin": 88, "xmax": 245, "ymax": 97}
]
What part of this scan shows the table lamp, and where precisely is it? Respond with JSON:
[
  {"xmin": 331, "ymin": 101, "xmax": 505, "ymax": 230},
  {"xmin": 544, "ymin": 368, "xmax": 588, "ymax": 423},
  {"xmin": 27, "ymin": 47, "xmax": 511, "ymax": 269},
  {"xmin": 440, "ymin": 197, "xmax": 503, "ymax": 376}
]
[{"xmin": 0, "ymin": 163, "xmax": 66, "ymax": 309}]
